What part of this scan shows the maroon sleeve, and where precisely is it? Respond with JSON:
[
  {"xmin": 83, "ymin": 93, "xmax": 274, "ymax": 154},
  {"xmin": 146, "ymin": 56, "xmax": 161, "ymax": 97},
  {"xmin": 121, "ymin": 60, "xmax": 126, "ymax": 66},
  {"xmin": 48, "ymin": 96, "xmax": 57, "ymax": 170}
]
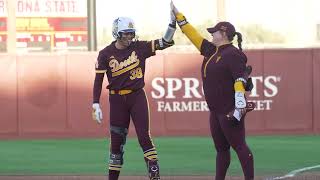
[
  {"xmin": 225, "ymin": 51, "xmax": 247, "ymax": 81},
  {"xmin": 200, "ymin": 39, "xmax": 216, "ymax": 57},
  {"xmin": 138, "ymin": 40, "xmax": 156, "ymax": 59},
  {"xmin": 93, "ymin": 73, "xmax": 104, "ymax": 103},
  {"xmin": 93, "ymin": 52, "xmax": 107, "ymax": 103},
  {"xmin": 95, "ymin": 52, "xmax": 108, "ymax": 72}
]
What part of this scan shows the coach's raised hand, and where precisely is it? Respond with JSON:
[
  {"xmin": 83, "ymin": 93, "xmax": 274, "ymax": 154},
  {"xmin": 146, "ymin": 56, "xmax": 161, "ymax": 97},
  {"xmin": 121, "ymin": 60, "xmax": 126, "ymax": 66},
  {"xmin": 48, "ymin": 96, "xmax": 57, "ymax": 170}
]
[{"xmin": 170, "ymin": 1, "xmax": 188, "ymax": 28}]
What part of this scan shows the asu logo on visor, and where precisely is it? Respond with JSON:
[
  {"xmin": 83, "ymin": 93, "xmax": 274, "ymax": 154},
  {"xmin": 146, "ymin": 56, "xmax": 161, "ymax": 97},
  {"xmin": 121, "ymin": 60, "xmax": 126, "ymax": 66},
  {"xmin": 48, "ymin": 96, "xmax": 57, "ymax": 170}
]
[
  {"xmin": 128, "ymin": 22, "xmax": 134, "ymax": 29},
  {"xmin": 220, "ymin": 25, "xmax": 227, "ymax": 31}
]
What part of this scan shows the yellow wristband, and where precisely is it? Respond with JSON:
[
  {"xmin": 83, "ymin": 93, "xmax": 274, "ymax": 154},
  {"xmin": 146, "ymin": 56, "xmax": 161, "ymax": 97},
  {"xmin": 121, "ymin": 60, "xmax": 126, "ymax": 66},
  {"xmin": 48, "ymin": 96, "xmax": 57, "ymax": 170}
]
[{"xmin": 234, "ymin": 81, "xmax": 245, "ymax": 93}]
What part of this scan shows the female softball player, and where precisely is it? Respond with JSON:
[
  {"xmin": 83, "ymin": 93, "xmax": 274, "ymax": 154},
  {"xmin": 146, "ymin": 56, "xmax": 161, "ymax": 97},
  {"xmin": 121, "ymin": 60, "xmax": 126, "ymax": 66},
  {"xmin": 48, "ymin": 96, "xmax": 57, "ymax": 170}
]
[
  {"xmin": 171, "ymin": 2, "xmax": 254, "ymax": 180},
  {"xmin": 92, "ymin": 16, "xmax": 176, "ymax": 180}
]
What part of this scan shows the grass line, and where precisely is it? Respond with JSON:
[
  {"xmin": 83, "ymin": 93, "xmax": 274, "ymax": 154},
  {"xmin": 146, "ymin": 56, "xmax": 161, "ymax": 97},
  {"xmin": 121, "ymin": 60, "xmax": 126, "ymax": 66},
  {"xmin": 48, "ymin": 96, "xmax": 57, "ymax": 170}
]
[{"xmin": 0, "ymin": 135, "xmax": 319, "ymax": 176}]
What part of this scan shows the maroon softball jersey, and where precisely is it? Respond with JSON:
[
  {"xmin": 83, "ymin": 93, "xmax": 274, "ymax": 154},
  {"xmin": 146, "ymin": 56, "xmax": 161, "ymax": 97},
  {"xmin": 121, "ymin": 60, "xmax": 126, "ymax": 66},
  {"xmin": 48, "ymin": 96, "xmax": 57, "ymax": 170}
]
[
  {"xmin": 95, "ymin": 40, "xmax": 155, "ymax": 89},
  {"xmin": 200, "ymin": 40, "xmax": 247, "ymax": 114}
]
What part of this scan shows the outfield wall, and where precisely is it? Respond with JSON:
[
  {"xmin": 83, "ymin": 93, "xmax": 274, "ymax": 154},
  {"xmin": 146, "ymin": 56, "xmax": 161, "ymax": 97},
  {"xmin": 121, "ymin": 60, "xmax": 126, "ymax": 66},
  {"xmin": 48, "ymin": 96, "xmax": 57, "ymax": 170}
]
[{"xmin": 0, "ymin": 49, "xmax": 319, "ymax": 139}]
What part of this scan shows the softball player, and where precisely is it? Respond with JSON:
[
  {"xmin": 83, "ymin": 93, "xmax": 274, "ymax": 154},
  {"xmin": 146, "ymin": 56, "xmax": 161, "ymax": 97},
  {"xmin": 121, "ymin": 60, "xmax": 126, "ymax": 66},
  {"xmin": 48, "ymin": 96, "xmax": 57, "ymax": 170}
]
[
  {"xmin": 92, "ymin": 16, "xmax": 176, "ymax": 180},
  {"xmin": 171, "ymin": 2, "xmax": 254, "ymax": 180}
]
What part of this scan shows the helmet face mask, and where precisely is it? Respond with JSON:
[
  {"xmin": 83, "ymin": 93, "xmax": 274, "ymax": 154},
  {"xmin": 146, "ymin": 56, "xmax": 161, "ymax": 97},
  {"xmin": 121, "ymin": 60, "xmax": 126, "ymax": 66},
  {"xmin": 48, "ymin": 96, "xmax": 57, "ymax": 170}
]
[
  {"xmin": 112, "ymin": 17, "xmax": 136, "ymax": 39},
  {"xmin": 118, "ymin": 31, "xmax": 135, "ymax": 47}
]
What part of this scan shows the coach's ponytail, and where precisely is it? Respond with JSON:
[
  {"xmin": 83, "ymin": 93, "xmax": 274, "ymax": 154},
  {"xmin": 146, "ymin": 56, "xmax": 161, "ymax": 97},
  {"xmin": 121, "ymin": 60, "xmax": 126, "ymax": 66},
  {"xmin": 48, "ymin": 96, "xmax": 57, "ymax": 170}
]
[{"xmin": 235, "ymin": 32, "xmax": 243, "ymax": 51}]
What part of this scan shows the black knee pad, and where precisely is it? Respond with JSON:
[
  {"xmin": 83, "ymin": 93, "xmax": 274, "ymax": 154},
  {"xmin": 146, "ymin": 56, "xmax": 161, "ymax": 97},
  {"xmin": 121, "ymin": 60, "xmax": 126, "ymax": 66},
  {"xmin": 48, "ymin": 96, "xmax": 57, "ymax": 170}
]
[{"xmin": 110, "ymin": 125, "xmax": 128, "ymax": 153}]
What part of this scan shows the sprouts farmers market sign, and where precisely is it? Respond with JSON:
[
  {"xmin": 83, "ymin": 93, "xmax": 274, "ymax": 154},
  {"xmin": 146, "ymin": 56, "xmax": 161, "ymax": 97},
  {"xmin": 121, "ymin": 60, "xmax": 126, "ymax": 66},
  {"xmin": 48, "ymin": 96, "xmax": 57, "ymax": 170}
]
[{"xmin": 150, "ymin": 75, "xmax": 281, "ymax": 112}]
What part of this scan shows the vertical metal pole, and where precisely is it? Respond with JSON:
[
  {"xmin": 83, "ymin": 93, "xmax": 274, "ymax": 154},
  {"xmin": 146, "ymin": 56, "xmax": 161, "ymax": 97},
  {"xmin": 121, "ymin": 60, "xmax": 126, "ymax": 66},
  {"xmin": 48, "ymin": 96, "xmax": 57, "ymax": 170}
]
[
  {"xmin": 7, "ymin": 0, "xmax": 16, "ymax": 53},
  {"xmin": 87, "ymin": 0, "xmax": 97, "ymax": 51}
]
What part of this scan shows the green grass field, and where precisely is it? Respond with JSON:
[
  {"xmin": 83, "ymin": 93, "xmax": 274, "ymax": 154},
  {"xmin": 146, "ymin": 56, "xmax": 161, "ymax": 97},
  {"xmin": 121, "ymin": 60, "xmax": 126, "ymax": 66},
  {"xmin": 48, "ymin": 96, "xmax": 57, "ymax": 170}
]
[{"xmin": 0, "ymin": 135, "xmax": 319, "ymax": 177}]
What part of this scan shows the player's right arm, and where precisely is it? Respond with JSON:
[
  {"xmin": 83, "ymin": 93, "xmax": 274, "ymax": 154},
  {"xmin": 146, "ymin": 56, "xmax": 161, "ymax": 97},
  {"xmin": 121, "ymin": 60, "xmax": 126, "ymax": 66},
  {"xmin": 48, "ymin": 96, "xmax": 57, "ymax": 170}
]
[
  {"xmin": 93, "ymin": 53, "xmax": 107, "ymax": 103},
  {"xmin": 92, "ymin": 52, "xmax": 107, "ymax": 124}
]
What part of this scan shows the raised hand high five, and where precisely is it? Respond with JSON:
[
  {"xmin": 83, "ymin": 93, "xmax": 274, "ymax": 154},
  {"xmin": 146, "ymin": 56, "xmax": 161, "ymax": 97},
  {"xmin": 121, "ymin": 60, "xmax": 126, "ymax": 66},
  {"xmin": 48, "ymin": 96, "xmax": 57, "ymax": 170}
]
[{"xmin": 170, "ymin": 0, "xmax": 179, "ymax": 16}]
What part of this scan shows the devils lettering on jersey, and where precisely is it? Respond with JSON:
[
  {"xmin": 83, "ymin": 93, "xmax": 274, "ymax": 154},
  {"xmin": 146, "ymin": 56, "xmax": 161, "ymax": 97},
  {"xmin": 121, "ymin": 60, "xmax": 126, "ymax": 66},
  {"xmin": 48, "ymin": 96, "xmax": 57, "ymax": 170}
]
[{"xmin": 109, "ymin": 51, "xmax": 140, "ymax": 77}]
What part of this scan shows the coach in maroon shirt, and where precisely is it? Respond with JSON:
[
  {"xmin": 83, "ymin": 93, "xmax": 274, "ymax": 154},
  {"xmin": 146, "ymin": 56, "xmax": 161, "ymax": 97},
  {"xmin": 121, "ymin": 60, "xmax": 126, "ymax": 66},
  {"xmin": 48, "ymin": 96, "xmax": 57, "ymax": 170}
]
[{"xmin": 171, "ymin": 2, "xmax": 254, "ymax": 180}]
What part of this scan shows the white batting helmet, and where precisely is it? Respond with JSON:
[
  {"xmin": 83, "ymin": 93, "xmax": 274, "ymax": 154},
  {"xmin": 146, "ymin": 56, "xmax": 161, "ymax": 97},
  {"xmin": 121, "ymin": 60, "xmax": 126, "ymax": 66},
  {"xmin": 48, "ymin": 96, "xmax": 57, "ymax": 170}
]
[{"xmin": 112, "ymin": 17, "xmax": 136, "ymax": 39}]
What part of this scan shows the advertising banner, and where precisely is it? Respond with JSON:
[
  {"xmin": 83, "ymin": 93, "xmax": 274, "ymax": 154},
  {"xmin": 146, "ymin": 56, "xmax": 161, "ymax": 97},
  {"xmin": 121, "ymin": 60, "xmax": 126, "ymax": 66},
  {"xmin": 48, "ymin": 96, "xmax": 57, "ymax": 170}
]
[{"xmin": 0, "ymin": 0, "xmax": 87, "ymax": 52}]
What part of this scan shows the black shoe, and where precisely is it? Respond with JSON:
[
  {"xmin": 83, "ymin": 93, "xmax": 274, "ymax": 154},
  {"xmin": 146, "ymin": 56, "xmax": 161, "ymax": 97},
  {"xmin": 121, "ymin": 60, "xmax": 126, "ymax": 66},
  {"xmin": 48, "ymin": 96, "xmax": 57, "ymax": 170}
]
[{"xmin": 148, "ymin": 160, "xmax": 160, "ymax": 180}]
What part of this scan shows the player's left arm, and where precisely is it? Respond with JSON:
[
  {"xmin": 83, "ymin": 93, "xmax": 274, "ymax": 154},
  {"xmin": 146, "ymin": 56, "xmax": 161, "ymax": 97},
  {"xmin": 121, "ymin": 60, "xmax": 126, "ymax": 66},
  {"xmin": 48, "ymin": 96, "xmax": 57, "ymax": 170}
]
[
  {"xmin": 153, "ymin": 13, "xmax": 177, "ymax": 51},
  {"xmin": 141, "ymin": 15, "xmax": 177, "ymax": 58}
]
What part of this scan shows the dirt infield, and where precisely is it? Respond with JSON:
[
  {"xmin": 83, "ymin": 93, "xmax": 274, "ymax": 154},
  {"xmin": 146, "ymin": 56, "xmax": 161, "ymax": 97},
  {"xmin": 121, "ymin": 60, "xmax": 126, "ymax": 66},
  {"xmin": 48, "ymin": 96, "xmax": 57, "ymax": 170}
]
[
  {"xmin": 0, "ymin": 177, "xmax": 237, "ymax": 180},
  {"xmin": 1, "ymin": 174, "xmax": 320, "ymax": 180}
]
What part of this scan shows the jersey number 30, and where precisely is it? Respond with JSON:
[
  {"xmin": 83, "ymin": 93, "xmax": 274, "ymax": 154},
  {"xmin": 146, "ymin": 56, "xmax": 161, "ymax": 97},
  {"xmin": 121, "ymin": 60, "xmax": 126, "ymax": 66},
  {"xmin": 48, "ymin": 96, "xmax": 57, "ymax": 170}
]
[{"xmin": 130, "ymin": 67, "xmax": 143, "ymax": 80}]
